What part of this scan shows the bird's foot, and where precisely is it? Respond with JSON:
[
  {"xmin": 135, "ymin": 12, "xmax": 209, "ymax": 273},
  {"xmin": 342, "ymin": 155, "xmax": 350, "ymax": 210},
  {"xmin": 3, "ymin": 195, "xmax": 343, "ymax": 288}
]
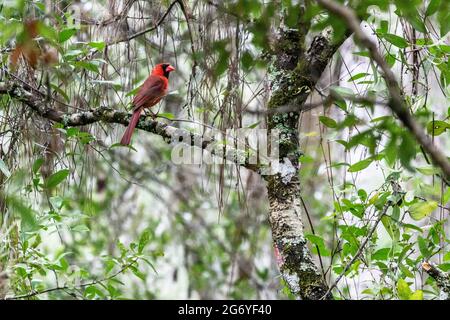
[{"xmin": 144, "ymin": 110, "xmax": 157, "ymax": 120}]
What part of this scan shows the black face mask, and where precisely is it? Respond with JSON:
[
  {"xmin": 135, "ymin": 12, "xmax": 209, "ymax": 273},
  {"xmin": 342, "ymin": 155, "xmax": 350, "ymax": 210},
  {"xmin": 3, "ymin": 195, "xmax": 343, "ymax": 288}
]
[{"xmin": 162, "ymin": 64, "xmax": 171, "ymax": 79}]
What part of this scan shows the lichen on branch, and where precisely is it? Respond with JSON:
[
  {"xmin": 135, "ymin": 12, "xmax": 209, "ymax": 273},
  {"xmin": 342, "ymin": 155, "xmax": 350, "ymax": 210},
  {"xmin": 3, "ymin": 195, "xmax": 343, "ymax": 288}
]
[{"xmin": 264, "ymin": 26, "xmax": 347, "ymax": 300}]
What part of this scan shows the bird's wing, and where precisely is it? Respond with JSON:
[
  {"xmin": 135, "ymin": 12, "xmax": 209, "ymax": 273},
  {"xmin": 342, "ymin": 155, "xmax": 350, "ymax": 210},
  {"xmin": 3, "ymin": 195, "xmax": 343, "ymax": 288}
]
[{"xmin": 132, "ymin": 76, "xmax": 167, "ymax": 109}]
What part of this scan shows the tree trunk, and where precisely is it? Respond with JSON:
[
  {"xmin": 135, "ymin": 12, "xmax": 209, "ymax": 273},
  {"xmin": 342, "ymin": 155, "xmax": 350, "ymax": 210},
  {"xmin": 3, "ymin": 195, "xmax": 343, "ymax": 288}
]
[{"xmin": 265, "ymin": 27, "xmax": 346, "ymax": 299}]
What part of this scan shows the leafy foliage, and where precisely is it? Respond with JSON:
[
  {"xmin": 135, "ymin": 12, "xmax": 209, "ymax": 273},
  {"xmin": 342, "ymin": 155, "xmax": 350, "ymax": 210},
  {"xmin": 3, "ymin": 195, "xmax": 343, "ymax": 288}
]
[{"xmin": 0, "ymin": 0, "xmax": 448, "ymax": 300}]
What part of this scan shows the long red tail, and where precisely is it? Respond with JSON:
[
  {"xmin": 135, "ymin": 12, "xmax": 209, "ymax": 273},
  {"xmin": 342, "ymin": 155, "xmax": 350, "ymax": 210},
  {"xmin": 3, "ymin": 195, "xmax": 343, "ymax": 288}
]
[{"xmin": 120, "ymin": 108, "xmax": 142, "ymax": 145}]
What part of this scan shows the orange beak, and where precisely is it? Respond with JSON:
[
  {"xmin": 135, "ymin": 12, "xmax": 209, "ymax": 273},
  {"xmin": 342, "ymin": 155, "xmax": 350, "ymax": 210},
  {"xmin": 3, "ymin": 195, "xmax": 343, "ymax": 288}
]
[{"xmin": 166, "ymin": 65, "xmax": 175, "ymax": 72}]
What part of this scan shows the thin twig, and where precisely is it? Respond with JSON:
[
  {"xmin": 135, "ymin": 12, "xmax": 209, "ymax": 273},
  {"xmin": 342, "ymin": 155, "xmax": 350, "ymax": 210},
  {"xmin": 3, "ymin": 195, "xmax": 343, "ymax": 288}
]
[
  {"xmin": 6, "ymin": 259, "xmax": 139, "ymax": 300},
  {"xmin": 321, "ymin": 201, "xmax": 391, "ymax": 299},
  {"xmin": 317, "ymin": 0, "xmax": 450, "ymax": 179}
]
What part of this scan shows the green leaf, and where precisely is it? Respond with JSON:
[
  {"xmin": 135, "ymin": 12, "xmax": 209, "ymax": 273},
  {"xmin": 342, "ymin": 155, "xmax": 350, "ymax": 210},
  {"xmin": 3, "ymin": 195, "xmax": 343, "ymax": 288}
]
[
  {"xmin": 7, "ymin": 196, "xmax": 38, "ymax": 230},
  {"xmin": 74, "ymin": 61, "xmax": 99, "ymax": 73},
  {"xmin": 0, "ymin": 159, "xmax": 11, "ymax": 177},
  {"xmin": 444, "ymin": 251, "xmax": 450, "ymax": 262},
  {"xmin": 247, "ymin": 121, "xmax": 261, "ymax": 129},
  {"xmin": 353, "ymin": 51, "xmax": 370, "ymax": 58},
  {"xmin": 65, "ymin": 127, "xmax": 80, "ymax": 137},
  {"xmin": 334, "ymin": 99, "xmax": 347, "ymax": 111},
  {"xmin": 213, "ymin": 40, "xmax": 230, "ymax": 77},
  {"xmin": 426, "ymin": 0, "xmax": 440, "ymax": 16},
  {"xmin": 340, "ymin": 114, "xmax": 359, "ymax": 128},
  {"xmin": 71, "ymin": 224, "xmax": 90, "ymax": 232},
  {"xmin": 109, "ymin": 143, "xmax": 138, "ymax": 152},
  {"xmin": 391, "ymin": 205, "xmax": 400, "ymax": 221},
  {"xmin": 426, "ymin": 120, "xmax": 449, "ymax": 136},
  {"xmin": 241, "ymin": 50, "xmax": 254, "ymax": 70},
  {"xmin": 402, "ymin": 223, "xmax": 422, "ymax": 232},
  {"xmin": 438, "ymin": 9, "xmax": 450, "ymax": 36},
  {"xmin": 397, "ymin": 243, "xmax": 414, "ymax": 263},
  {"xmin": 416, "ymin": 165, "xmax": 438, "ymax": 175},
  {"xmin": 88, "ymin": 41, "xmax": 106, "ymax": 50},
  {"xmin": 409, "ymin": 201, "xmax": 437, "ymax": 220},
  {"xmin": 409, "ymin": 290, "xmax": 423, "ymax": 300},
  {"xmin": 400, "ymin": 263, "xmax": 414, "ymax": 279},
  {"xmin": 372, "ymin": 248, "xmax": 391, "ymax": 261},
  {"xmin": 330, "ymin": 86, "xmax": 354, "ymax": 99},
  {"xmin": 319, "ymin": 116, "xmax": 337, "ymax": 128},
  {"xmin": 384, "ymin": 135, "xmax": 397, "ymax": 166},
  {"xmin": 399, "ymin": 131, "xmax": 416, "ymax": 171},
  {"xmin": 33, "ymin": 158, "xmax": 44, "ymax": 174},
  {"xmin": 126, "ymin": 86, "xmax": 140, "ymax": 97},
  {"xmin": 382, "ymin": 33, "xmax": 409, "ymax": 48},
  {"xmin": 347, "ymin": 130, "xmax": 376, "ymax": 151},
  {"xmin": 444, "ymin": 187, "xmax": 450, "ymax": 204},
  {"xmin": 58, "ymin": 28, "xmax": 77, "ymax": 43},
  {"xmin": 348, "ymin": 73, "xmax": 369, "ymax": 82},
  {"xmin": 37, "ymin": 22, "xmax": 58, "ymax": 42},
  {"xmin": 130, "ymin": 266, "xmax": 146, "ymax": 281},
  {"xmin": 49, "ymin": 196, "xmax": 63, "ymax": 210},
  {"xmin": 381, "ymin": 215, "xmax": 399, "ymax": 240},
  {"xmin": 358, "ymin": 189, "xmax": 367, "ymax": 202},
  {"xmin": 157, "ymin": 112, "xmax": 175, "ymax": 120},
  {"xmin": 438, "ymin": 263, "xmax": 450, "ymax": 272},
  {"xmin": 105, "ymin": 259, "xmax": 116, "ymax": 274},
  {"xmin": 64, "ymin": 49, "xmax": 84, "ymax": 59},
  {"xmin": 77, "ymin": 132, "xmax": 95, "ymax": 144},
  {"xmin": 405, "ymin": 14, "xmax": 426, "ymax": 33},
  {"xmin": 385, "ymin": 53, "xmax": 396, "ymax": 67},
  {"xmin": 50, "ymin": 84, "xmax": 70, "ymax": 103},
  {"xmin": 45, "ymin": 169, "xmax": 70, "ymax": 189},
  {"xmin": 417, "ymin": 236, "xmax": 430, "ymax": 257},
  {"xmin": 397, "ymin": 278, "xmax": 412, "ymax": 300},
  {"xmin": 59, "ymin": 257, "xmax": 69, "ymax": 271},
  {"xmin": 348, "ymin": 158, "xmax": 373, "ymax": 172},
  {"xmin": 361, "ymin": 288, "xmax": 374, "ymax": 296},
  {"xmin": 379, "ymin": 20, "xmax": 388, "ymax": 34},
  {"xmin": 85, "ymin": 285, "xmax": 104, "ymax": 299},
  {"xmin": 305, "ymin": 234, "xmax": 331, "ymax": 256},
  {"xmin": 138, "ymin": 229, "xmax": 151, "ymax": 254}
]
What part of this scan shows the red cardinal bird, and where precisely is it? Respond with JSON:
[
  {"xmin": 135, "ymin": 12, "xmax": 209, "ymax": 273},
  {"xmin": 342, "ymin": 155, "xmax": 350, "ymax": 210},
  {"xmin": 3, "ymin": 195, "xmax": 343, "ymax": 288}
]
[{"xmin": 120, "ymin": 63, "xmax": 175, "ymax": 145}]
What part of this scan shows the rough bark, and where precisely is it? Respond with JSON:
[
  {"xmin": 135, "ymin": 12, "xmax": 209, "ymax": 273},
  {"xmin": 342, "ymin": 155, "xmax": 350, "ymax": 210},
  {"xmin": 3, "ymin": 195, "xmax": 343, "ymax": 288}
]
[{"xmin": 265, "ymin": 29, "xmax": 345, "ymax": 300}]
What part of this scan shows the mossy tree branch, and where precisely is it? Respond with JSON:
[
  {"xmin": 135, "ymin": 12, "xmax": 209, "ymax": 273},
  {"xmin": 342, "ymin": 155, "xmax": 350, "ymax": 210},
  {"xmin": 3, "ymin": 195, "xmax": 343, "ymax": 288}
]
[{"xmin": 0, "ymin": 82, "xmax": 260, "ymax": 172}]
